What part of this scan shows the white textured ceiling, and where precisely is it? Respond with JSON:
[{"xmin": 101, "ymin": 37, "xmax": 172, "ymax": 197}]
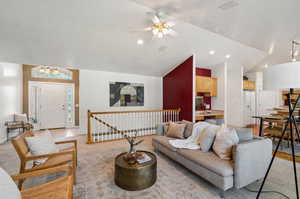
[{"xmin": 0, "ymin": 0, "xmax": 282, "ymax": 76}]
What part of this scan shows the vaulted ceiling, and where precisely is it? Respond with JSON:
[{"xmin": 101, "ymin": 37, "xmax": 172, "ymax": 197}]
[{"xmin": 0, "ymin": 0, "xmax": 298, "ymax": 76}]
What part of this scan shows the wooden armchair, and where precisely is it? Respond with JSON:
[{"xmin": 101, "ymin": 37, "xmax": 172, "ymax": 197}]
[
  {"xmin": 11, "ymin": 131, "xmax": 78, "ymax": 189},
  {"xmin": 11, "ymin": 166, "xmax": 73, "ymax": 199}
]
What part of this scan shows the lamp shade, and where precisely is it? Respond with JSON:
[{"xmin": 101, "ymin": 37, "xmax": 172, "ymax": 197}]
[{"xmin": 263, "ymin": 61, "xmax": 300, "ymax": 90}]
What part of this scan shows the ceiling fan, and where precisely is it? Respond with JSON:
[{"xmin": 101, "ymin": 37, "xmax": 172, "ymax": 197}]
[{"xmin": 144, "ymin": 12, "xmax": 177, "ymax": 39}]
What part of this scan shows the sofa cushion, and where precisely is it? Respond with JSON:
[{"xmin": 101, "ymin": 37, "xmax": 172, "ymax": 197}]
[
  {"xmin": 178, "ymin": 149, "xmax": 233, "ymax": 177},
  {"xmin": 166, "ymin": 122, "xmax": 186, "ymax": 139},
  {"xmin": 235, "ymin": 128, "xmax": 253, "ymax": 142},
  {"xmin": 213, "ymin": 127, "xmax": 239, "ymax": 160},
  {"xmin": 152, "ymin": 136, "xmax": 178, "ymax": 151},
  {"xmin": 181, "ymin": 120, "xmax": 194, "ymax": 138},
  {"xmin": 198, "ymin": 124, "xmax": 221, "ymax": 152}
]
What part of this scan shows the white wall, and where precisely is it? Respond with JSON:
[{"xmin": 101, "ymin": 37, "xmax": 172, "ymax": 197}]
[
  {"xmin": 211, "ymin": 63, "xmax": 226, "ymax": 110},
  {"xmin": 225, "ymin": 61, "xmax": 244, "ymax": 127},
  {"xmin": 0, "ymin": 63, "xmax": 22, "ymax": 143},
  {"xmin": 79, "ymin": 70, "xmax": 162, "ymax": 134}
]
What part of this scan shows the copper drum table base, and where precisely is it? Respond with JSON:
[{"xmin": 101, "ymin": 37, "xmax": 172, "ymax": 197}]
[{"xmin": 114, "ymin": 151, "xmax": 157, "ymax": 191}]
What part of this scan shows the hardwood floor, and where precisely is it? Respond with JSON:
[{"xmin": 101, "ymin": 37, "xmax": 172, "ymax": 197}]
[{"xmin": 40, "ymin": 127, "xmax": 81, "ymax": 138}]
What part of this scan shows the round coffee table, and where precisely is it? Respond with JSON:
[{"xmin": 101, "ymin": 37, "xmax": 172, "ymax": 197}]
[{"xmin": 114, "ymin": 150, "xmax": 157, "ymax": 191}]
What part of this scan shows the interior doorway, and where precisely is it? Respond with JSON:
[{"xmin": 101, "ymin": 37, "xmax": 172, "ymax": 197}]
[
  {"xmin": 243, "ymin": 91, "xmax": 256, "ymax": 126},
  {"xmin": 29, "ymin": 81, "xmax": 75, "ymax": 130}
]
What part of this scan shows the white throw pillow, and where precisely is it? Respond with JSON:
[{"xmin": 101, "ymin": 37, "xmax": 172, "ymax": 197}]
[
  {"xmin": 198, "ymin": 124, "xmax": 221, "ymax": 152},
  {"xmin": 14, "ymin": 113, "xmax": 28, "ymax": 123},
  {"xmin": 25, "ymin": 131, "xmax": 59, "ymax": 165},
  {"xmin": 213, "ymin": 126, "xmax": 239, "ymax": 160},
  {"xmin": 0, "ymin": 167, "xmax": 21, "ymax": 199}
]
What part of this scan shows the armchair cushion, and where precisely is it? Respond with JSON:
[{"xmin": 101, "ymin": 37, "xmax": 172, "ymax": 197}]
[
  {"xmin": 0, "ymin": 167, "xmax": 21, "ymax": 199},
  {"xmin": 25, "ymin": 131, "xmax": 59, "ymax": 165}
]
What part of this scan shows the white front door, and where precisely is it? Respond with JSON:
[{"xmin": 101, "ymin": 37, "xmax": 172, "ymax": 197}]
[
  {"xmin": 29, "ymin": 82, "xmax": 75, "ymax": 129},
  {"xmin": 40, "ymin": 84, "xmax": 66, "ymax": 129}
]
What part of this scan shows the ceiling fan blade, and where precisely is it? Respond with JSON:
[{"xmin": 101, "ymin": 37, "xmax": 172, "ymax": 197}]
[
  {"xmin": 166, "ymin": 21, "xmax": 175, "ymax": 28},
  {"xmin": 168, "ymin": 29, "xmax": 178, "ymax": 37},
  {"xmin": 144, "ymin": 27, "xmax": 152, "ymax": 32},
  {"xmin": 152, "ymin": 15, "xmax": 161, "ymax": 24}
]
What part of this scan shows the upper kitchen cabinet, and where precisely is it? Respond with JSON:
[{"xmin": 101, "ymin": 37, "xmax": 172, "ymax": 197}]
[
  {"xmin": 196, "ymin": 76, "xmax": 217, "ymax": 96},
  {"xmin": 243, "ymin": 80, "xmax": 256, "ymax": 91},
  {"xmin": 196, "ymin": 76, "xmax": 211, "ymax": 93},
  {"xmin": 211, "ymin": 78, "xmax": 217, "ymax": 97}
]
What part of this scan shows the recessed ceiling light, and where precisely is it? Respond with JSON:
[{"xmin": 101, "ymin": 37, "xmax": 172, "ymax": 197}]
[
  {"xmin": 264, "ymin": 64, "xmax": 268, "ymax": 68},
  {"xmin": 137, "ymin": 39, "xmax": 144, "ymax": 45},
  {"xmin": 225, "ymin": 54, "xmax": 231, "ymax": 59},
  {"xmin": 209, "ymin": 50, "xmax": 215, "ymax": 55}
]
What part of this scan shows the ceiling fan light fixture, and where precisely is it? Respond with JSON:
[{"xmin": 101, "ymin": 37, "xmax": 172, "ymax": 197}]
[
  {"xmin": 147, "ymin": 15, "xmax": 176, "ymax": 39},
  {"xmin": 162, "ymin": 28, "xmax": 168, "ymax": 35},
  {"xmin": 157, "ymin": 32, "xmax": 163, "ymax": 38},
  {"xmin": 152, "ymin": 28, "xmax": 158, "ymax": 35}
]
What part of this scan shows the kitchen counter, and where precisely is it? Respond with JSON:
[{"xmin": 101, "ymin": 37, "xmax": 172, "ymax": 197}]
[{"xmin": 195, "ymin": 110, "xmax": 224, "ymax": 121}]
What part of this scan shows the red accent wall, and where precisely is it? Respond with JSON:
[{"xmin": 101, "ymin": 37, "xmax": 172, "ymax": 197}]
[
  {"xmin": 196, "ymin": 68, "xmax": 212, "ymax": 110},
  {"xmin": 196, "ymin": 68, "xmax": 211, "ymax": 77},
  {"xmin": 163, "ymin": 56, "xmax": 194, "ymax": 121}
]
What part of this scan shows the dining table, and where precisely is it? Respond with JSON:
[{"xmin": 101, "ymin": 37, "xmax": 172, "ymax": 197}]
[{"xmin": 252, "ymin": 115, "xmax": 287, "ymax": 137}]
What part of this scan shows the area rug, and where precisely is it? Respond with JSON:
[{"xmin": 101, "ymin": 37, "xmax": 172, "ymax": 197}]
[
  {"xmin": 1, "ymin": 136, "xmax": 300, "ymax": 199},
  {"xmin": 72, "ymin": 137, "xmax": 300, "ymax": 199}
]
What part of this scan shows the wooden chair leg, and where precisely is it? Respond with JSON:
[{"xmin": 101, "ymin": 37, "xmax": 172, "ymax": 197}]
[
  {"xmin": 72, "ymin": 162, "xmax": 76, "ymax": 185},
  {"xmin": 18, "ymin": 162, "xmax": 26, "ymax": 189},
  {"xmin": 72, "ymin": 151, "xmax": 77, "ymax": 184},
  {"xmin": 73, "ymin": 150, "xmax": 77, "ymax": 168},
  {"xmin": 74, "ymin": 142, "xmax": 78, "ymax": 167}
]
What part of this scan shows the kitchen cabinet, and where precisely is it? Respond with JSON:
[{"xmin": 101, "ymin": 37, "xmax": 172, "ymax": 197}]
[
  {"xmin": 196, "ymin": 76, "xmax": 217, "ymax": 96},
  {"xmin": 211, "ymin": 78, "xmax": 217, "ymax": 97},
  {"xmin": 196, "ymin": 76, "xmax": 211, "ymax": 93},
  {"xmin": 243, "ymin": 80, "xmax": 255, "ymax": 91}
]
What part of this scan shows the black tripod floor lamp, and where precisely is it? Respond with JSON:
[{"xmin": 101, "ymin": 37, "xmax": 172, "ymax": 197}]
[{"xmin": 257, "ymin": 58, "xmax": 300, "ymax": 199}]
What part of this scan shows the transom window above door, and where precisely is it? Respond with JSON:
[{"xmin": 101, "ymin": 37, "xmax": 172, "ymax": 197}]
[{"xmin": 31, "ymin": 66, "xmax": 72, "ymax": 80}]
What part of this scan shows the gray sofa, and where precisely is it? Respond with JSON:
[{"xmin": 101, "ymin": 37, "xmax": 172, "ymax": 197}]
[{"xmin": 152, "ymin": 124, "xmax": 272, "ymax": 191}]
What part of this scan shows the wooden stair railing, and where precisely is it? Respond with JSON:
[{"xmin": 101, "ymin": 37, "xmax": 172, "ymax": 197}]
[{"xmin": 87, "ymin": 109, "xmax": 180, "ymax": 144}]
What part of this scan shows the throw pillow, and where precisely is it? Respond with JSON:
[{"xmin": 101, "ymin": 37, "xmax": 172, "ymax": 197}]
[
  {"xmin": 0, "ymin": 167, "xmax": 21, "ymax": 199},
  {"xmin": 181, "ymin": 120, "xmax": 194, "ymax": 138},
  {"xmin": 198, "ymin": 124, "xmax": 221, "ymax": 152},
  {"xmin": 25, "ymin": 131, "xmax": 59, "ymax": 165},
  {"xmin": 163, "ymin": 122, "xmax": 170, "ymax": 134},
  {"xmin": 166, "ymin": 121, "xmax": 186, "ymax": 139},
  {"xmin": 213, "ymin": 127, "xmax": 239, "ymax": 160}
]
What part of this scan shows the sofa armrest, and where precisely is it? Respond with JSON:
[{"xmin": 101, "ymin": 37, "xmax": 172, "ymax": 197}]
[
  {"xmin": 233, "ymin": 137, "xmax": 272, "ymax": 189},
  {"xmin": 156, "ymin": 123, "xmax": 165, "ymax": 136}
]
